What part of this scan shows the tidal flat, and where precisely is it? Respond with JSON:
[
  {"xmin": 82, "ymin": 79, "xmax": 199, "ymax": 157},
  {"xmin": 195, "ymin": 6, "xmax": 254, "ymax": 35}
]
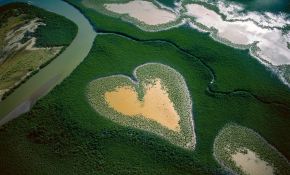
[
  {"xmin": 104, "ymin": 78, "xmax": 180, "ymax": 132},
  {"xmin": 0, "ymin": 0, "xmax": 289, "ymax": 174},
  {"xmin": 81, "ymin": 0, "xmax": 183, "ymax": 31},
  {"xmin": 185, "ymin": 3, "xmax": 290, "ymax": 66},
  {"xmin": 104, "ymin": 0, "xmax": 177, "ymax": 26}
]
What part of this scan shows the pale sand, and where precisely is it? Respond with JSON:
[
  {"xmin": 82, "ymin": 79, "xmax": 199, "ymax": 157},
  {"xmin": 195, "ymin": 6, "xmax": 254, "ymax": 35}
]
[
  {"xmin": 186, "ymin": 4, "xmax": 290, "ymax": 66},
  {"xmin": 209, "ymin": 0, "xmax": 290, "ymax": 28},
  {"xmin": 104, "ymin": 78, "xmax": 180, "ymax": 131},
  {"xmin": 231, "ymin": 149, "xmax": 274, "ymax": 175},
  {"xmin": 104, "ymin": 0, "xmax": 177, "ymax": 25},
  {"xmin": 1, "ymin": 18, "xmax": 44, "ymax": 63},
  {"xmin": 0, "ymin": 18, "xmax": 62, "ymax": 101},
  {"xmin": 25, "ymin": 37, "xmax": 62, "ymax": 52},
  {"xmin": 0, "ymin": 18, "xmax": 62, "ymax": 64}
]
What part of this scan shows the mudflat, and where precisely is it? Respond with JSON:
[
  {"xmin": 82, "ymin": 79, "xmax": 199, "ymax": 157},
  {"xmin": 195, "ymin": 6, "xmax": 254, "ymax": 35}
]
[{"xmin": 105, "ymin": 79, "xmax": 180, "ymax": 132}]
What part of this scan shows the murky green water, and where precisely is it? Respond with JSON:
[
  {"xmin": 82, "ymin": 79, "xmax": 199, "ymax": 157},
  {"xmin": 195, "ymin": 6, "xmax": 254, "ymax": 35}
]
[
  {"xmin": 0, "ymin": 0, "xmax": 96, "ymax": 124},
  {"xmin": 224, "ymin": 0, "xmax": 289, "ymax": 13}
]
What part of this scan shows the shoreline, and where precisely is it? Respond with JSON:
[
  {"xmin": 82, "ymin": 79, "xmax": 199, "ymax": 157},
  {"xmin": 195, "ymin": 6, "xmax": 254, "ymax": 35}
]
[
  {"xmin": 0, "ymin": 0, "xmax": 96, "ymax": 126},
  {"xmin": 0, "ymin": 73, "xmax": 60, "ymax": 126},
  {"xmin": 87, "ymin": 63, "xmax": 196, "ymax": 149},
  {"xmin": 78, "ymin": 0, "xmax": 290, "ymax": 88},
  {"xmin": 0, "ymin": 46, "xmax": 65, "ymax": 102},
  {"xmin": 213, "ymin": 123, "xmax": 290, "ymax": 175}
]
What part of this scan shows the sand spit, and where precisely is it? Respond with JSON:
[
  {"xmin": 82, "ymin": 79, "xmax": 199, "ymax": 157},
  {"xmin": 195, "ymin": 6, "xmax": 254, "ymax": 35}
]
[
  {"xmin": 185, "ymin": 4, "xmax": 290, "ymax": 66},
  {"xmin": 231, "ymin": 148, "xmax": 274, "ymax": 175},
  {"xmin": 104, "ymin": 0, "xmax": 177, "ymax": 26},
  {"xmin": 105, "ymin": 78, "xmax": 180, "ymax": 132}
]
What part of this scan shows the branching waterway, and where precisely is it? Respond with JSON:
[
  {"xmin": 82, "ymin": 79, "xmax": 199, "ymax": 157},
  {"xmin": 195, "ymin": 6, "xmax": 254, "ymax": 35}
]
[
  {"xmin": 0, "ymin": 0, "xmax": 289, "ymax": 126},
  {"xmin": 95, "ymin": 30, "xmax": 290, "ymax": 110}
]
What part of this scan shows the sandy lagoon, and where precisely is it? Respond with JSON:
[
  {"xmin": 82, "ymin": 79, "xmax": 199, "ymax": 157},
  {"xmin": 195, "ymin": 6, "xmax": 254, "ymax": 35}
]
[
  {"xmin": 231, "ymin": 148, "xmax": 274, "ymax": 175},
  {"xmin": 105, "ymin": 78, "xmax": 180, "ymax": 132},
  {"xmin": 87, "ymin": 63, "xmax": 195, "ymax": 149},
  {"xmin": 213, "ymin": 124, "xmax": 290, "ymax": 175},
  {"xmin": 104, "ymin": 0, "xmax": 177, "ymax": 26},
  {"xmin": 186, "ymin": 4, "xmax": 290, "ymax": 66}
]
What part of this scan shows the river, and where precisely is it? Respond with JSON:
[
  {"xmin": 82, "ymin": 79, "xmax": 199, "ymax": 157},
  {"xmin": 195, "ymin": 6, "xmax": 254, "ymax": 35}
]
[{"xmin": 0, "ymin": 0, "xmax": 96, "ymax": 125}]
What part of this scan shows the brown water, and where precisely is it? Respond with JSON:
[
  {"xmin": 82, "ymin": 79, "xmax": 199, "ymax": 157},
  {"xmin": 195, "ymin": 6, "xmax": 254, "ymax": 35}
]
[{"xmin": 105, "ymin": 79, "xmax": 180, "ymax": 131}]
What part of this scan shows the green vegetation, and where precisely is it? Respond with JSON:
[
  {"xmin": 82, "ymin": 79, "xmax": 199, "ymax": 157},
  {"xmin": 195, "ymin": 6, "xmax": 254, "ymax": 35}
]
[
  {"xmin": 0, "ymin": 3, "xmax": 77, "ymax": 47},
  {"xmin": 0, "ymin": 3, "xmax": 77, "ymax": 100},
  {"xmin": 278, "ymin": 64, "xmax": 290, "ymax": 85},
  {"xmin": 67, "ymin": 0, "xmax": 290, "ymax": 106},
  {"xmin": 0, "ymin": 15, "xmax": 23, "ymax": 50},
  {"xmin": 1, "ymin": 31, "xmax": 290, "ymax": 174},
  {"xmin": 0, "ymin": 34, "xmax": 223, "ymax": 175},
  {"xmin": 214, "ymin": 124, "xmax": 290, "ymax": 175},
  {"xmin": 87, "ymin": 63, "xmax": 195, "ymax": 149},
  {"xmin": 0, "ymin": 47, "xmax": 61, "ymax": 98},
  {"xmin": 284, "ymin": 67, "xmax": 290, "ymax": 84},
  {"xmin": 0, "ymin": 0, "xmax": 289, "ymax": 174},
  {"xmin": 81, "ymin": 0, "xmax": 182, "ymax": 31}
]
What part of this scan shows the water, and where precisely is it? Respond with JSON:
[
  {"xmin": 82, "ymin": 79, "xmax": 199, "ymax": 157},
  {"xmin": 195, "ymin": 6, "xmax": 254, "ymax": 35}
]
[
  {"xmin": 156, "ymin": 0, "xmax": 177, "ymax": 8},
  {"xmin": 226, "ymin": 0, "xmax": 290, "ymax": 13},
  {"xmin": 186, "ymin": 4, "xmax": 290, "ymax": 66},
  {"xmin": 0, "ymin": 0, "xmax": 96, "ymax": 125}
]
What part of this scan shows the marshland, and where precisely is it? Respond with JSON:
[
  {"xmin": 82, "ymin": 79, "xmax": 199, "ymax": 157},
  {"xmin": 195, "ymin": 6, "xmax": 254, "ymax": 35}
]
[{"xmin": 0, "ymin": 0, "xmax": 289, "ymax": 174}]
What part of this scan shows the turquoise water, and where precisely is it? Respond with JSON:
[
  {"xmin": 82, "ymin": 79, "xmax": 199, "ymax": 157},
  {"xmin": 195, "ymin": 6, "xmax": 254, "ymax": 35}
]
[
  {"xmin": 156, "ymin": 0, "xmax": 177, "ymax": 8},
  {"xmin": 156, "ymin": 0, "xmax": 289, "ymax": 13},
  {"xmin": 0, "ymin": 0, "xmax": 96, "ymax": 124},
  {"xmin": 226, "ymin": 0, "xmax": 290, "ymax": 13}
]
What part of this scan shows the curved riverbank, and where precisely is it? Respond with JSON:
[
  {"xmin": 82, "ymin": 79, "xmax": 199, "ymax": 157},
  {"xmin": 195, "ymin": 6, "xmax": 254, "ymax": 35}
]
[
  {"xmin": 0, "ymin": 0, "xmax": 96, "ymax": 125},
  {"xmin": 1, "ymin": 0, "xmax": 289, "ymax": 127}
]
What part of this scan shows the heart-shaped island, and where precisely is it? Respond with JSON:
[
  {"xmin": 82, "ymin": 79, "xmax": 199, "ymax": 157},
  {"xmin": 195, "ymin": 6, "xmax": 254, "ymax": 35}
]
[{"xmin": 87, "ymin": 63, "xmax": 195, "ymax": 149}]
